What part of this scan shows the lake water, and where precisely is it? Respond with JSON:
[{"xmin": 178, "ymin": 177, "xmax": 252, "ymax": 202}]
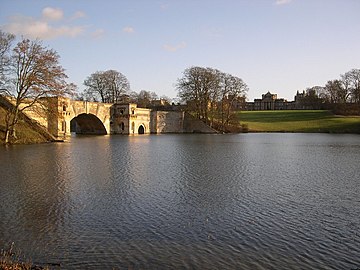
[{"xmin": 0, "ymin": 133, "xmax": 359, "ymax": 270}]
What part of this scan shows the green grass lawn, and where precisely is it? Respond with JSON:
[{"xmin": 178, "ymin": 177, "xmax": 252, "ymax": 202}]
[{"xmin": 237, "ymin": 110, "xmax": 360, "ymax": 133}]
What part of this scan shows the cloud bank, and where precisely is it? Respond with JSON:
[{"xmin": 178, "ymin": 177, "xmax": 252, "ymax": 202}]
[{"xmin": 3, "ymin": 7, "xmax": 86, "ymax": 39}]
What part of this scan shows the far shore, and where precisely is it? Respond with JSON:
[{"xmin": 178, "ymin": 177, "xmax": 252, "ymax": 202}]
[
  {"xmin": 237, "ymin": 110, "xmax": 360, "ymax": 134},
  {"xmin": 1, "ymin": 109, "xmax": 360, "ymax": 145}
]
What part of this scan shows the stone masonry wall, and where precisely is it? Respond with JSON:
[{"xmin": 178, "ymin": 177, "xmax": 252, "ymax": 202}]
[
  {"xmin": 150, "ymin": 111, "xmax": 185, "ymax": 133},
  {"xmin": 183, "ymin": 113, "xmax": 218, "ymax": 134}
]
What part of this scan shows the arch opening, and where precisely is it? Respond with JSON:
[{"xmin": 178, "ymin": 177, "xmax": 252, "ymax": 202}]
[
  {"xmin": 70, "ymin": 113, "xmax": 107, "ymax": 135},
  {"xmin": 138, "ymin": 125, "xmax": 145, "ymax": 134}
]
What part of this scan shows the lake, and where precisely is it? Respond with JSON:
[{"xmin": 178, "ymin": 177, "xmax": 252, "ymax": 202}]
[{"xmin": 0, "ymin": 133, "xmax": 359, "ymax": 269}]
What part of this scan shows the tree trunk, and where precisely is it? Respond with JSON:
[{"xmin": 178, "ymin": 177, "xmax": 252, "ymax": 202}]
[
  {"xmin": 4, "ymin": 106, "xmax": 19, "ymax": 144},
  {"xmin": 221, "ymin": 99, "xmax": 225, "ymax": 132},
  {"xmin": 4, "ymin": 129, "xmax": 10, "ymax": 144}
]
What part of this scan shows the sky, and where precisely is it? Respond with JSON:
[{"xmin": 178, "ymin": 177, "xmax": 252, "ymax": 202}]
[{"xmin": 1, "ymin": 0, "xmax": 359, "ymax": 101}]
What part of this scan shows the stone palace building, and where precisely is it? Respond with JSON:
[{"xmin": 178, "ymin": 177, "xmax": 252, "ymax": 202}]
[{"xmin": 244, "ymin": 91, "xmax": 306, "ymax": 111}]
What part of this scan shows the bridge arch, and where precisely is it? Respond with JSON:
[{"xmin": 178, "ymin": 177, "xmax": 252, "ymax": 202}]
[
  {"xmin": 70, "ymin": 113, "xmax": 107, "ymax": 135},
  {"xmin": 138, "ymin": 124, "xmax": 145, "ymax": 134}
]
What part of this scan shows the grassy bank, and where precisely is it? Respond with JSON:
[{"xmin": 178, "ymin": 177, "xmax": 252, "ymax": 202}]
[
  {"xmin": 0, "ymin": 244, "xmax": 49, "ymax": 270},
  {"xmin": 0, "ymin": 106, "xmax": 51, "ymax": 145},
  {"xmin": 237, "ymin": 110, "xmax": 360, "ymax": 133}
]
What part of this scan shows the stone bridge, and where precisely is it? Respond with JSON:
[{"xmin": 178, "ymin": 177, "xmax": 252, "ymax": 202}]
[
  {"xmin": 6, "ymin": 96, "xmax": 217, "ymax": 139},
  {"xmin": 53, "ymin": 97, "xmax": 113, "ymax": 137},
  {"xmin": 47, "ymin": 97, "xmax": 159, "ymax": 138}
]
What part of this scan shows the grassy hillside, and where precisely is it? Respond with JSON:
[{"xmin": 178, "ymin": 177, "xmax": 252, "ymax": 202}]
[
  {"xmin": 237, "ymin": 110, "xmax": 360, "ymax": 133},
  {"xmin": 0, "ymin": 106, "xmax": 51, "ymax": 144}
]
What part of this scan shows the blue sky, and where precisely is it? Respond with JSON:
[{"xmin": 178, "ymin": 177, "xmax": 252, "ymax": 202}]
[{"xmin": 1, "ymin": 0, "xmax": 359, "ymax": 101}]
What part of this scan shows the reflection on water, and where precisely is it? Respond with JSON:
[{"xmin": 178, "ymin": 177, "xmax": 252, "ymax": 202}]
[{"xmin": 1, "ymin": 134, "xmax": 360, "ymax": 269}]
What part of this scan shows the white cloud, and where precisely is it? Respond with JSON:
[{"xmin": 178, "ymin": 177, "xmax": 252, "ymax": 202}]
[
  {"xmin": 71, "ymin": 11, "xmax": 86, "ymax": 21},
  {"xmin": 4, "ymin": 16, "xmax": 85, "ymax": 39},
  {"xmin": 92, "ymin": 29, "xmax": 105, "ymax": 39},
  {"xmin": 3, "ymin": 7, "xmax": 87, "ymax": 40},
  {"xmin": 163, "ymin": 41, "xmax": 187, "ymax": 52},
  {"xmin": 42, "ymin": 7, "xmax": 64, "ymax": 21},
  {"xmin": 275, "ymin": 0, "xmax": 293, "ymax": 5},
  {"xmin": 123, "ymin": 26, "xmax": 135, "ymax": 34}
]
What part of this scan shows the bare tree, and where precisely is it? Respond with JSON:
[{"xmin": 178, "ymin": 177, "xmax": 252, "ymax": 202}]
[
  {"xmin": 296, "ymin": 86, "xmax": 325, "ymax": 109},
  {"xmin": 2, "ymin": 38, "xmax": 73, "ymax": 144},
  {"xmin": 135, "ymin": 90, "xmax": 158, "ymax": 107},
  {"xmin": 83, "ymin": 70, "xmax": 130, "ymax": 103},
  {"xmin": 159, "ymin": 95, "xmax": 172, "ymax": 105},
  {"xmin": 177, "ymin": 66, "xmax": 220, "ymax": 123},
  {"xmin": 83, "ymin": 71, "xmax": 107, "ymax": 102},
  {"xmin": 0, "ymin": 30, "xmax": 15, "ymax": 89},
  {"xmin": 325, "ymin": 80, "xmax": 346, "ymax": 104},
  {"xmin": 219, "ymin": 72, "xmax": 248, "ymax": 129},
  {"xmin": 103, "ymin": 70, "xmax": 130, "ymax": 103},
  {"xmin": 323, "ymin": 69, "xmax": 360, "ymax": 104},
  {"xmin": 177, "ymin": 66, "xmax": 247, "ymax": 130},
  {"xmin": 343, "ymin": 69, "xmax": 360, "ymax": 103}
]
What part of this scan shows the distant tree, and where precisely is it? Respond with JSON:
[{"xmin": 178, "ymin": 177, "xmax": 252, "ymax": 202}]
[
  {"xmin": 83, "ymin": 70, "xmax": 130, "ymax": 103},
  {"xmin": 128, "ymin": 90, "xmax": 139, "ymax": 103},
  {"xmin": 300, "ymin": 86, "xmax": 325, "ymax": 109},
  {"xmin": 340, "ymin": 72, "xmax": 352, "ymax": 102},
  {"xmin": 135, "ymin": 90, "xmax": 158, "ymax": 107},
  {"xmin": 322, "ymin": 69, "xmax": 360, "ymax": 105},
  {"xmin": 83, "ymin": 71, "xmax": 106, "ymax": 102},
  {"xmin": 1, "ymin": 37, "xmax": 74, "ymax": 144},
  {"xmin": 74, "ymin": 89, "xmax": 96, "ymax": 102},
  {"xmin": 177, "ymin": 66, "xmax": 220, "ymax": 123},
  {"xmin": 324, "ymin": 80, "xmax": 347, "ymax": 104},
  {"xmin": 218, "ymin": 72, "xmax": 248, "ymax": 129},
  {"xmin": 159, "ymin": 95, "xmax": 172, "ymax": 105},
  {"xmin": 0, "ymin": 30, "xmax": 15, "ymax": 89},
  {"xmin": 177, "ymin": 66, "xmax": 247, "ymax": 130},
  {"xmin": 343, "ymin": 69, "xmax": 360, "ymax": 103},
  {"xmin": 103, "ymin": 70, "xmax": 130, "ymax": 103}
]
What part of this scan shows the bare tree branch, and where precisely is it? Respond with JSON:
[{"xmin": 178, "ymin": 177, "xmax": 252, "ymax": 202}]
[{"xmin": 2, "ymin": 36, "xmax": 74, "ymax": 144}]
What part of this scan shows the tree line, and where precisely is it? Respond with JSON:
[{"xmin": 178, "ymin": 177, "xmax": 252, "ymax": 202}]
[
  {"xmin": 77, "ymin": 70, "xmax": 171, "ymax": 107},
  {"xmin": 1, "ymin": 29, "xmax": 359, "ymax": 143},
  {"xmin": 297, "ymin": 69, "xmax": 360, "ymax": 113}
]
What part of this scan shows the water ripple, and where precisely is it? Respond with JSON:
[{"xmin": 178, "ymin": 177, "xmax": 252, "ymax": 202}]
[{"xmin": 1, "ymin": 134, "xmax": 360, "ymax": 269}]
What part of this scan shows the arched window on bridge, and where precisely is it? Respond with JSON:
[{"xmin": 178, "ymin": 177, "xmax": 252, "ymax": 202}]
[{"xmin": 62, "ymin": 120, "xmax": 66, "ymax": 132}]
